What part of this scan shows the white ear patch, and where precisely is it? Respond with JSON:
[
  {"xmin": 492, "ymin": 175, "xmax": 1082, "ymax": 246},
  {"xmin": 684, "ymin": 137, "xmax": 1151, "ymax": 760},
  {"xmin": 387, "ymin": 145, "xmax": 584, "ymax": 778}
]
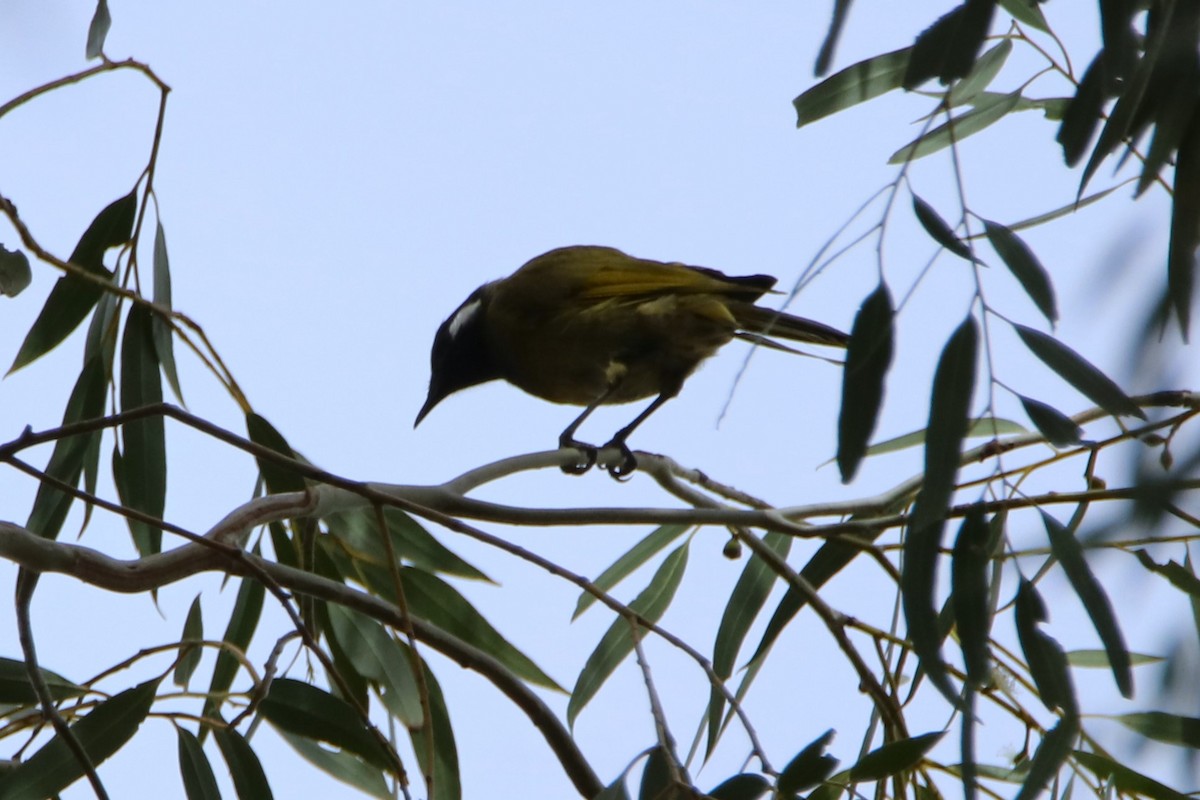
[{"xmin": 447, "ymin": 298, "xmax": 483, "ymax": 338}]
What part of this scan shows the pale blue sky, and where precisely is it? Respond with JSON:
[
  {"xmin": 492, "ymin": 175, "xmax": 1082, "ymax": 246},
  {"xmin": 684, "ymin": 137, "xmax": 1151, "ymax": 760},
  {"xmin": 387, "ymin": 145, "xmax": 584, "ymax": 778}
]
[{"xmin": 0, "ymin": 3, "xmax": 1189, "ymax": 798}]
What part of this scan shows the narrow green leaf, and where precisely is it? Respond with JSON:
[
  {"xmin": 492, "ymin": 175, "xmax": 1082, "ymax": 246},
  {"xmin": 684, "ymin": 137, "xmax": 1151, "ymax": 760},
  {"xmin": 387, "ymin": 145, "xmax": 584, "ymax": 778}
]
[
  {"xmin": 0, "ymin": 244, "xmax": 31, "ymax": 297},
  {"xmin": 638, "ymin": 746, "xmax": 672, "ymax": 800},
  {"xmin": 891, "ymin": 91, "xmax": 1022, "ymax": 164},
  {"xmin": 174, "ymin": 595, "xmax": 204, "ymax": 688},
  {"xmin": 794, "ymin": 48, "xmax": 912, "ymax": 127},
  {"xmin": 1065, "ymin": 649, "xmax": 1162, "ymax": 668},
  {"xmin": 1041, "ymin": 511, "xmax": 1132, "ymax": 697},
  {"xmin": 707, "ymin": 531, "xmax": 791, "ymax": 755},
  {"xmin": 574, "ymin": 524, "xmax": 689, "ymax": 619},
  {"xmin": 912, "ymin": 195, "xmax": 973, "ymax": 261},
  {"xmin": 1006, "ymin": 183, "xmax": 1125, "ymax": 233},
  {"xmin": 118, "ymin": 303, "xmax": 166, "ymax": 556},
  {"xmin": 568, "ymin": 543, "xmax": 690, "ymax": 726},
  {"xmin": 904, "ymin": 317, "xmax": 978, "ymax": 704},
  {"xmin": 326, "ymin": 604, "xmax": 423, "ymax": 727},
  {"xmin": 950, "ymin": 40, "xmax": 1012, "ymax": 106},
  {"xmin": 0, "ymin": 657, "xmax": 85, "ymax": 703},
  {"xmin": 85, "ymin": 0, "xmax": 111, "ymax": 59},
  {"xmin": 984, "ymin": 220, "xmax": 1058, "ymax": 324},
  {"xmin": 1013, "ymin": 718, "xmax": 1079, "ymax": 800},
  {"xmin": 152, "ymin": 220, "xmax": 185, "ymax": 403},
  {"xmin": 998, "ymin": 0, "xmax": 1048, "ymax": 32},
  {"xmin": 278, "ymin": 731, "xmax": 391, "ymax": 799},
  {"xmin": 862, "ymin": 416, "xmax": 1025, "ymax": 458},
  {"xmin": 777, "ymin": 729, "xmax": 838, "ymax": 794},
  {"xmin": 1114, "ymin": 711, "xmax": 1200, "ymax": 748},
  {"xmin": 1073, "ymin": 751, "xmax": 1194, "ymax": 800},
  {"xmin": 406, "ymin": 662, "xmax": 461, "ymax": 800},
  {"xmin": 1019, "ymin": 396, "xmax": 1083, "ymax": 447},
  {"xmin": 25, "ymin": 356, "xmax": 107, "ymax": 540},
  {"xmin": 261, "ymin": 678, "xmax": 392, "ymax": 770},
  {"xmin": 848, "ymin": 731, "xmax": 945, "ymax": 781},
  {"xmin": 9, "ymin": 192, "xmax": 134, "ymax": 373},
  {"xmin": 398, "ymin": 568, "xmax": 559, "ymax": 689},
  {"xmin": 0, "ymin": 678, "xmax": 159, "ymax": 800},
  {"xmin": 951, "ymin": 505, "xmax": 991, "ymax": 685},
  {"xmin": 1014, "ymin": 324, "xmax": 1145, "ymax": 419},
  {"xmin": 203, "ymin": 574, "xmax": 265, "ymax": 727},
  {"xmin": 1167, "ymin": 106, "xmax": 1200, "ymax": 341},
  {"xmin": 245, "ymin": 413, "xmax": 306, "ymax": 495},
  {"xmin": 324, "ymin": 507, "xmax": 489, "ymax": 581},
  {"xmin": 214, "ymin": 727, "xmax": 273, "ymax": 800},
  {"xmin": 838, "ymin": 283, "xmax": 894, "ymax": 482},
  {"xmin": 707, "ymin": 773, "xmax": 771, "ymax": 800},
  {"xmin": 177, "ymin": 727, "xmax": 221, "ymax": 800},
  {"xmin": 1014, "ymin": 579, "xmax": 1075, "ymax": 714}
]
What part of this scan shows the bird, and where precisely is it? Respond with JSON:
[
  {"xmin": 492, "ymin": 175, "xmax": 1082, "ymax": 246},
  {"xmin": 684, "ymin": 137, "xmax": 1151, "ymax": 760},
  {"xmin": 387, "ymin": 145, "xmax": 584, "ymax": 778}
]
[{"xmin": 415, "ymin": 245, "xmax": 849, "ymax": 478}]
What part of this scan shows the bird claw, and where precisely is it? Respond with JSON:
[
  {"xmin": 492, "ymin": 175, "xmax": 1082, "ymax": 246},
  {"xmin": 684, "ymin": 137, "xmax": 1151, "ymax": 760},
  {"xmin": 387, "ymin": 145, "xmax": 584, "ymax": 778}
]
[
  {"xmin": 602, "ymin": 441, "xmax": 638, "ymax": 480},
  {"xmin": 558, "ymin": 437, "xmax": 598, "ymax": 474}
]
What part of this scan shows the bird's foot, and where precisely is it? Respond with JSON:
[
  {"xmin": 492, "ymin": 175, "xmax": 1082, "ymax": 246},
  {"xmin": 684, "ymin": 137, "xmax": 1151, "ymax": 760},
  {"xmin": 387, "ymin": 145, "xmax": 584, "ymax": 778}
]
[
  {"xmin": 558, "ymin": 436, "xmax": 598, "ymax": 474},
  {"xmin": 601, "ymin": 440, "xmax": 638, "ymax": 481}
]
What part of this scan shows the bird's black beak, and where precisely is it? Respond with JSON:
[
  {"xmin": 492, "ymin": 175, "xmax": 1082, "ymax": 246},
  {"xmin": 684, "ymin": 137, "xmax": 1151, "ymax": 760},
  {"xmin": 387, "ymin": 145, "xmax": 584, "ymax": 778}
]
[{"xmin": 414, "ymin": 381, "xmax": 446, "ymax": 428}]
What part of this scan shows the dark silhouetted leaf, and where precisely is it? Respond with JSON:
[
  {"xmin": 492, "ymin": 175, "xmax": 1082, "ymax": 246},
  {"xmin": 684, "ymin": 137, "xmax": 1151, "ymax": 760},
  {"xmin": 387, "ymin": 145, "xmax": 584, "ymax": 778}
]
[
  {"xmin": 85, "ymin": 0, "xmax": 111, "ymax": 59},
  {"xmin": 904, "ymin": 317, "xmax": 978, "ymax": 704},
  {"xmin": 848, "ymin": 731, "xmax": 945, "ymax": 781},
  {"xmin": 998, "ymin": 0, "xmax": 1048, "ymax": 31},
  {"xmin": 638, "ymin": 746, "xmax": 672, "ymax": 800},
  {"xmin": 984, "ymin": 220, "xmax": 1058, "ymax": 323},
  {"xmin": 574, "ymin": 524, "xmax": 689, "ymax": 619},
  {"xmin": 0, "ymin": 678, "xmax": 159, "ymax": 800},
  {"xmin": 1134, "ymin": 549, "xmax": 1200, "ymax": 597},
  {"xmin": 1013, "ymin": 717, "xmax": 1079, "ymax": 800},
  {"xmin": 177, "ymin": 727, "xmax": 221, "ymax": 800},
  {"xmin": 569, "ymin": 543, "xmax": 689, "ymax": 726},
  {"xmin": 1014, "ymin": 579, "xmax": 1075, "ymax": 714},
  {"xmin": 707, "ymin": 773, "xmax": 771, "ymax": 800},
  {"xmin": 778, "ymin": 729, "xmax": 839, "ymax": 794},
  {"xmin": 214, "ymin": 727, "xmax": 273, "ymax": 800},
  {"xmin": 0, "ymin": 244, "xmax": 31, "ymax": 297},
  {"xmin": 1014, "ymin": 324, "xmax": 1145, "ymax": 419},
  {"xmin": 904, "ymin": 0, "xmax": 997, "ymax": 89},
  {"xmin": 796, "ymin": 48, "xmax": 911, "ymax": 127},
  {"xmin": 814, "ymin": 0, "xmax": 855, "ymax": 76},
  {"xmin": 246, "ymin": 412, "xmax": 306, "ymax": 495},
  {"xmin": 1041, "ymin": 511, "xmax": 1131, "ymax": 697},
  {"xmin": 838, "ymin": 283, "xmax": 894, "ymax": 483},
  {"xmin": 9, "ymin": 192, "xmax": 134, "ymax": 373},
  {"xmin": 1056, "ymin": 54, "xmax": 1109, "ymax": 167},
  {"xmin": 1167, "ymin": 105, "xmax": 1200, "ymax": 341},
  {"xmin": 890, "ymin": 91, "xmax": 1021, "ymax": 163},
  {"xmin": 278, "ymin": 731, "xmax": 391, "ymax": 799},
  {"xmin": 174, "ymin": 594, "xmax": 204, "ymax": 688},
  {"xmin": 1019, "ymin": 396, "xmax": 1083, "ymax": 447},
  {"xmin": 117, "ymin": 303, "xmax": 166, "ymax": 556},
  {"xmin": 952, "ymin": 505, "xmax": 991, "ymax": 685},
  {"xmin": 912, "ymin": 195, "xmax": 973, "ymax": 261}
]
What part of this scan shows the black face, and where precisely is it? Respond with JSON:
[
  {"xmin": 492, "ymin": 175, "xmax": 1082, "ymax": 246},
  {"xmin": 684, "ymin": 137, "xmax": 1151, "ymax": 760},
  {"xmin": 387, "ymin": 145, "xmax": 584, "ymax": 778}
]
[{"xmin": 414, "ymin": 286, "xmax": 501, "ymax": 426}]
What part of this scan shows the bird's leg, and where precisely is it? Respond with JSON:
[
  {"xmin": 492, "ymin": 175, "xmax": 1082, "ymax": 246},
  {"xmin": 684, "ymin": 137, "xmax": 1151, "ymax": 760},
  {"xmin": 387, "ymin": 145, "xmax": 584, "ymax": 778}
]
[
  {"xmin": 602, "ymin": 393, "xmax": 673, "ymax": 480},
  {"xmin": 558, "ymin": 392, "xmax": 610, "ymax": 474}
]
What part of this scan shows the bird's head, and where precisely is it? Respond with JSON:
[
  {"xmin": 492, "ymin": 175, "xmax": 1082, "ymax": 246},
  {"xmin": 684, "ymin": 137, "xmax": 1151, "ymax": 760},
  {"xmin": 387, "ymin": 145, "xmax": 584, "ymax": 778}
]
[{"xmin": 415, "ymin": 284, "xmax": 502, "ymax": 427}]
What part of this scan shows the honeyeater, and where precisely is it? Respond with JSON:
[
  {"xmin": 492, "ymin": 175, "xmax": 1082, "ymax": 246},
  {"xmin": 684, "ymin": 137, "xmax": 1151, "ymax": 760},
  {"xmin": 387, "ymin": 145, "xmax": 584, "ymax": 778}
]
[{"xmin": 415, "ymin": 245, "xmax": 848, "ymax": 477}]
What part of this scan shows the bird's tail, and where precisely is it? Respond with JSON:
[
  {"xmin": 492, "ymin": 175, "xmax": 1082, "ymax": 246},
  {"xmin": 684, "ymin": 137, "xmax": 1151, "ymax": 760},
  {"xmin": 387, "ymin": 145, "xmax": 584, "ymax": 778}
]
[{"xmin": 732, "ymin": 304, "xmax": 849, "ymax": 348}]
